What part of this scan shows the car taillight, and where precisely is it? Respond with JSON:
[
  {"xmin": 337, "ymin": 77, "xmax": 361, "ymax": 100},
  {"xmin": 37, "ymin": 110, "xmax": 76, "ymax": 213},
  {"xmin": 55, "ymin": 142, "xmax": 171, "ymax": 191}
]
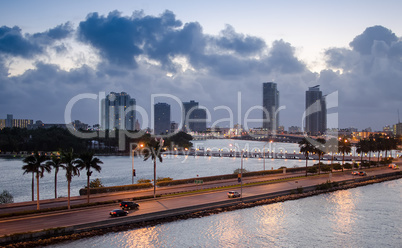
[{"xmin": 125, "ymin": 205, "xmax": 128, "ymax": 207}]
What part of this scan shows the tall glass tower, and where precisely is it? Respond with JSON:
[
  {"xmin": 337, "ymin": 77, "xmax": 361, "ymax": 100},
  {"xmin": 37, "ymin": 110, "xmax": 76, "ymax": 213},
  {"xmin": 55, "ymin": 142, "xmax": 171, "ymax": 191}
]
[
  {"xmin": 262, "ymin": 82, "xmax": 279, "ymax": 132},
  {"xmin": 154, "ymin": 102, "xmax": 171, "ymax": 135},
  {"xmin": 101, "ymin": 92, "xmax": 136, "ymax": 131},
  {"xmin": 305, "ymin": 85, "xmax": 326, "ymax": 135}
]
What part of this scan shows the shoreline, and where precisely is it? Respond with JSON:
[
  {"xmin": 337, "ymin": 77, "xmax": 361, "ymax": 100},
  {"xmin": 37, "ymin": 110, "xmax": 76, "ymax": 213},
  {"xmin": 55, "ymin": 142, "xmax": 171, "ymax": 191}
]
[{"xmin": 2, "ymin": 173, "xmax": 401, "ymax": 248}]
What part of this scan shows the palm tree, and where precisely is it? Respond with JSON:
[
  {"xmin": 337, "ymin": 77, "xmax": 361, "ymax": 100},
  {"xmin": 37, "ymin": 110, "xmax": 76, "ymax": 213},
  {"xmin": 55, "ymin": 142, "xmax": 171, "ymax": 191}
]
[
  {"xmin": 143, "ymin": 138, "xmax": 164, "ymax": 198},
  {"xmin": 338, "ymin": 138, "xmax": 352, "ymax": 171},
  {"xmin": 356, "ymin": 139, "xmax": 369, "ymax": 164},
  {"xmin": 22, "ymin": 152, "xmax": 51, "ymax": 210},
  {"xmin": 314, "ymin": 138, "xmax": 326, "ymax": 175},
  {"xmin": 22, "ymin": 157, "xmax": 36, "ymax": 202},
  {"xmin": 299, "ymin": 138, "xmax": 314, "ymax": 177},
  {"xmin": 61, "ymin": 149, "xmax": 80, "ymax": 210},
  {"xmin": 76, "ymin": 152, "xmax": 103, "ymax": 204},
  {"xmin": 46, "ymin": 154, "xmax": 62, "ymax": 199}
]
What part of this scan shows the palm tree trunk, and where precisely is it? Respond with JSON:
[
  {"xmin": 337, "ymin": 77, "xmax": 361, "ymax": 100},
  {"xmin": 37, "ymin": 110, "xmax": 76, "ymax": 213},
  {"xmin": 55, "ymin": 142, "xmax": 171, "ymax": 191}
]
[
  {"xmin": 318, "ymin": 155, "xmax": 321, "ymax": 175},
  {"xmin": 68, "ymin": 180, "xmax": 71, "ymax": 210},
  {"xmin": 31, "ymin": 173, "xmax": 34, "ymax": 201},
  {"xmin": 305, "ymin": 156, "xmax": 308, "ymax": 177},
  {"xmin": 54, "ymin": 171, "xmax": 58, "ymax": 199},
  {"xmin": 342, "ymin": 153, "xmax": 345, "ymax": 172},
  {"xmin": 87, "ymin": 174, "xmax": 90, "ymax": 204},
  {"xmin": 36, "ymin": 173, "xmax": 40, "ymax": 210},
  {"xmin": 154, "ymin": 159, "xmax": 156, "ymax": 198}
]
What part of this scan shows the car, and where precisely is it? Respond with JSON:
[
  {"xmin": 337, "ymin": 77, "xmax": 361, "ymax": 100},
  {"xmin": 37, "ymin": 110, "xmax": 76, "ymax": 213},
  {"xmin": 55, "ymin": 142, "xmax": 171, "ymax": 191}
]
[
  {"xmin": 351, "ymin": 171, "xmax": 359, "ymax": 175},
  {"xmin": 120, "ymin": 201, "xmax": 139, "ymax": 210},
  {"xmin": 110, "ymin": 209, "xmax": 128, "ymax": 217},
  {"xmin": 358, "ymin": 171, "xmax": 367, "ymax": 176},
  {"xmin": 227, "ymin": 191, "xmax": 241, "ymax": 198}
]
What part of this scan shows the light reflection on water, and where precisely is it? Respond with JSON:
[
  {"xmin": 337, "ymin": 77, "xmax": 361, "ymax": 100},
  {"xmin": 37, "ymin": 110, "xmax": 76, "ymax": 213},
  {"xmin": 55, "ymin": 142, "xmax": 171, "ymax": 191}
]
[{"xmin": 49, "ymin": 179, "xmax": 402, "ymax": 248}]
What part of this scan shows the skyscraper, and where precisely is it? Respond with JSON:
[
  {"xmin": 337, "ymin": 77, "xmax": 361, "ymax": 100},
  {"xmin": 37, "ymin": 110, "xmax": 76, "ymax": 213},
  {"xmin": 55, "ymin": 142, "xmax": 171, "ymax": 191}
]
[
  {"xmin": 305, "ymin": 85, "xmax": 326, "ymax": 135},
  {"xmin": 101, "ymin": 92, "xmax": 136, "ymax": 130},
  {"xmin": 154, "ymin": 102, "xmax": 171, "ymax": 135},
  {"xmin": 262, "ymin": 82, "xmax": 279, "ymax": 132},
  {"xmin": 182, "ymin": 100, "xmax": 207, "ymax": 132}
]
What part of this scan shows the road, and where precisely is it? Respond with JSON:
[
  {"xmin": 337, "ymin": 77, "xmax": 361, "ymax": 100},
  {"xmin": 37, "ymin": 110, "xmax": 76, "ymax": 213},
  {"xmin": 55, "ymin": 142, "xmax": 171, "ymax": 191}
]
[{"xmin": 0, "ymin": 166, "xmax": 399, "ymax": 237}]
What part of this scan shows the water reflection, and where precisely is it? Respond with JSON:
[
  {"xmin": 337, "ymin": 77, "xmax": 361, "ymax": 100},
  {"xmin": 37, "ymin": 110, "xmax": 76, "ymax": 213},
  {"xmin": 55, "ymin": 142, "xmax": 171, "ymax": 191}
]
[{"xmin": 48, "ymin": 179, "xmax": 401, "ymax": 248}]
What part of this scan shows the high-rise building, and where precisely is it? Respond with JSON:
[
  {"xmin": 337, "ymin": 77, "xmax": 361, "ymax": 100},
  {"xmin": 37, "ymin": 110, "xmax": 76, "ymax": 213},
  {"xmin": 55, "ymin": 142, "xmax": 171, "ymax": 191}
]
[
  {"xmin": 154, "ymin": 102, "xmax": 171, "ymax": 135},
  {"xmin": 5, "ymin": 114, "xmax": 13, "ymax": 128},
  {"xmin": 305, "ymin": 85, "xmax": 326, "ymax": 135},
  {"xmin": 182, "ymin": 100, "xmax": 207, "ymax": 132},
  {"xmin": 1, "ymin": 114, "xmax": 33, "ymax": 129},
  {"xmin": 101, "ymin": 92, "xmax": 136, "ymax": 130},
  {"xmin": 262, "ymin": 82, "xmax": 279, "ymax": 132}
]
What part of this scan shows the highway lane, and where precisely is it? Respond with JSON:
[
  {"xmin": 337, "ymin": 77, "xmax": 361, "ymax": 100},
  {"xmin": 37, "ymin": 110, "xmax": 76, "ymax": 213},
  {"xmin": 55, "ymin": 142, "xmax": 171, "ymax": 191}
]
[
  {"xmin": 0, "ymin": 171, "xmax": 306, "ymax": 214},
  {"xmin": 0, "ymin": 167, "xmax": 397, "ymax": 237}
]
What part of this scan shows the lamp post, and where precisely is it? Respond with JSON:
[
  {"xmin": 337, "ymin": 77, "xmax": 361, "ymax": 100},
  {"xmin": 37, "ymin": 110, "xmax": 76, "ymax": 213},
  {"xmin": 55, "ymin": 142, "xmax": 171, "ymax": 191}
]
[
  {"xmin": 241, "ymin": 150, "xmax": 243, "ymax": 199},
  {"xmin": 131, "ymin": 143, "xmax": 143, "ymax": 184}
]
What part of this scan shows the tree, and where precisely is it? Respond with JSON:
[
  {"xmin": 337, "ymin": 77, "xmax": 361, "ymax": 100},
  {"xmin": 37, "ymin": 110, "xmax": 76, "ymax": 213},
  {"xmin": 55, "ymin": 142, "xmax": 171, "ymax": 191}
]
[
  {"xmin": 22, "ymin": 152, "xmax": 51, "ymax": 210},
  {"xmin": 299, "ymin": 138, "xmax": 314, "ymax": 177},
  {"xmin": 356, "ymin": 139, "xmax": 369, "ymax": 163},
  {"xmin": 76, "ymin": 152, "xmax": 103, "ymax": 204},
  {"xmin": 0, "ymin": 190, "xmax": 14, "ymax": 204},
  {"xmin": 143, "ymin": 138, "xmax": 164, "ymax": 198},
  {"xmin": 22, "ymin": 156, "xmax": 36, "ymax": 202},
  {"xmin": 61, "ymin": 149, "xmax": 80, "ymax": 210},
  {"xmin": 338, "ymin": 138, "xmax": 352, "ymax": 171},
  {"xmin": 46, "ymin": 154, "xmax": 63, "ymax": 199},
  {"xmin": 314, "ymin": 138, "xmax": 326, "ymax": 175}
]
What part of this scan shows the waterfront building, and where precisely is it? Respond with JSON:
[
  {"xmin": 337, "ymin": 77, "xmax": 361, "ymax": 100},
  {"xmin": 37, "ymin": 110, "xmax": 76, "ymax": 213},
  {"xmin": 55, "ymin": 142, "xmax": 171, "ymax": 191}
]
[
  {"xmin": 288, "ymin": 126, "xmax": 301, "ymax": 134},
  {"xmin": 305, "ymin": 85, "xmax": 326, "ymax": 135},
  {"xmin": 262, "ymin": 82, "xmax": 279, "ymax": 132},
  {"xmin": 154, "ymin": 102, "xmax": 171, "ymax": 135},
  {"xmin": 0, "ymin": 114, "xmax": 33, "ymax": 129},
  {"xmin": 101, "ymin": 92, "xmax": 136, "ymax": 131},
  {"xmin": 182, "ymin": 100, "xmax": 207, "ymax": 132},
  {"xmin": 27, "ymin": 120, "xmax": 67, "ymax": 129},
  {"xmin": 394, "ymin": 123, "xmax": 402, "ymax": 136}
]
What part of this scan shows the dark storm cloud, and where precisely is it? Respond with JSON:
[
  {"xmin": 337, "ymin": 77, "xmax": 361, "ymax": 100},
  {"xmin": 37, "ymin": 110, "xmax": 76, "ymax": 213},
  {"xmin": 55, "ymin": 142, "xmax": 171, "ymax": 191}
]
[
  {"xmin": 30, "ymin": 22, "xmax": 73, "ymax": 44},
  {"xmin": 323, "ymin": 25, "xmax": 402, "ymax": 128},
  {"xmin": 349, "ymin": 25, "xmax": 398, "ymax": 55},
  {"xmin": 77, "ymin": 10, "xmax": 270, "ymax": 73},
  {"xmin": 265, "ymin": 39, "xmax": 306, "ymax": 74},
  {"xmin": 0, "ymin": 26, "xmax": 42, "ymax": 58},
  {"xmin": 0, "ymin": 23, "xmax": 73, "ymax": 58},
  {"xmin": 213, "ymin": 25, "xmax": 266, "ymax": 56}
]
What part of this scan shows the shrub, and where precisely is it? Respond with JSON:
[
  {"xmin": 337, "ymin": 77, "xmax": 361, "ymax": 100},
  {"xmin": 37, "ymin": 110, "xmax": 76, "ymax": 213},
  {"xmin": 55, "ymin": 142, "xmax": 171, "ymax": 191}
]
[
  {"xmin": 137, "ymin": 178, "xmax": 151, "ymax": 184},
  {"xmin": 79, "ymin": 183, "xmax": 153, "ymax": 195},
  {"xmin": 233, "ymin": 168, "xmax": 249, "ymax": 174},
  {"xmin": 321, "ymin": 165, "xmax": 332, "ymax": 173},
  {"xmin": 332, "ymin": 163, "xmax": 342, "ymax": 170},
  {"xmin": 0, "ymin": 190, "xmax": 13, "ymax": 204},
  {"xmin": 89, "ymin": 178, "xmax": 104, "ymax": 188},
  {"xmin": 156, "ymin": 177, "xmax": 173, "ymax": 183},
  {"xmin": 307, "ymin": 167, "xmax": 318, "ymax": 174},
  {"xmin": 343, "ymin": 163, "xmax": 352, "ymax": 170}
]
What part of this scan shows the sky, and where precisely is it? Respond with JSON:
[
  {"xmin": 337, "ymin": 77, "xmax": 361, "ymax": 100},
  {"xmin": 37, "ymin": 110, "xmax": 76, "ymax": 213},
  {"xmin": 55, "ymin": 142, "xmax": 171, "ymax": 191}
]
[{"xmin": 1, "ymin": 0, "xmax": 402, "ymax": 131}]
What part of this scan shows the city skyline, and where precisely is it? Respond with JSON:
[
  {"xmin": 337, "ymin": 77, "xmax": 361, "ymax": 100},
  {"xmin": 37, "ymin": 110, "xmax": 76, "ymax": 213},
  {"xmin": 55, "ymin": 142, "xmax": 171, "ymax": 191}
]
[{"xmin": 1, "ymin": 1, "xmax": 402, "ymax": 131}]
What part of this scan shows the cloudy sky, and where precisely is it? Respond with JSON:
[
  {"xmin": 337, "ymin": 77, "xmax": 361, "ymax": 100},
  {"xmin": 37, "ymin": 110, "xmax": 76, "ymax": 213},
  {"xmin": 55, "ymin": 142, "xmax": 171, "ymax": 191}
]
[{"xmin": 1, "ymin": 0, "xmax": 402, "ymax": 131}]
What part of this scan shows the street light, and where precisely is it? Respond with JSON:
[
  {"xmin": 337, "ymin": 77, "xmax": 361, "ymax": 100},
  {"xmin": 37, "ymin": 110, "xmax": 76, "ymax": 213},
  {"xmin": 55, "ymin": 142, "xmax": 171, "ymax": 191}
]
[
  {"xmin": 241, "ymin": 150, "xmax": 243, "ymax": 199},
  {"xmin": 131, "ymin": 143, "xmax": 143, "ymax": 184},
  {"xmin": 262, "ymin": 140, "xmax": 273, "ymax": 171}
]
